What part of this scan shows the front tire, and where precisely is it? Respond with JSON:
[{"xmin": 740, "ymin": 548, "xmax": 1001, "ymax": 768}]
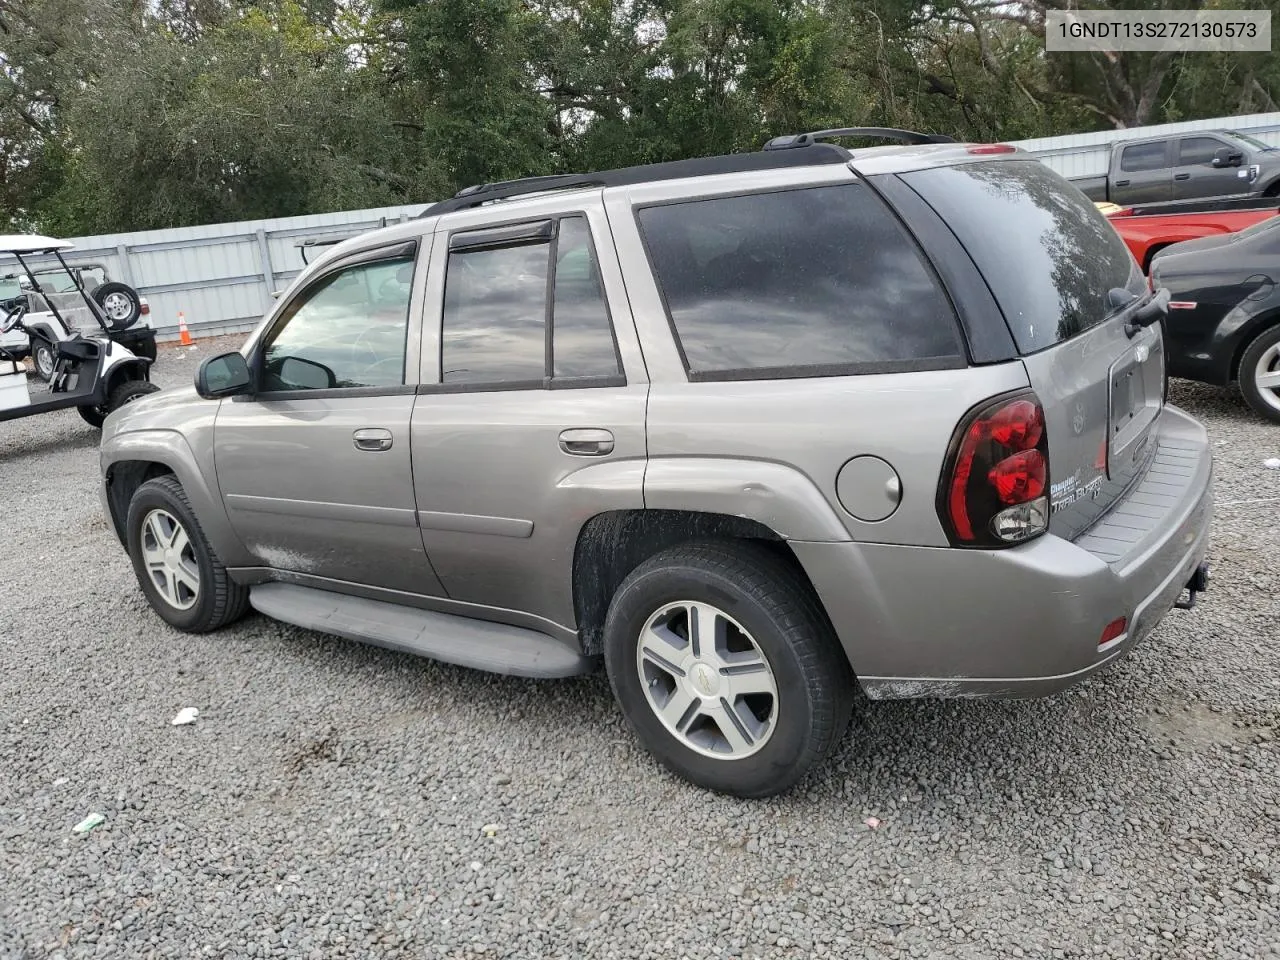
[
  {"xmin": 31, "ymin": 338, "xmax": 55, "ymax": 381},
  {"xmin": 603, "ymin": 541, "xmax": 853, "ymax": 798},
  {"xmin": 1238, "ymin": 324, "xmax": 1280, "ymax": 424},
  {"xmin": 125, "ymin": 476, "xmax": 249, "ymax": 632}
]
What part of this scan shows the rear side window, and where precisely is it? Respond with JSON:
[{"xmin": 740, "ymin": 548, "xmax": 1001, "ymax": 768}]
[
  {"xmin": 441, "ymin": 215, "xmax": 623, "ymax": 386},
  {"xmin": 902, "ymin": 159, "xmax": 1143, "ymax": 355},
  {"xmin": 636, "ymin": 184, "xmax": 963, "ymax": 379},
  {"xmin": 1121, "ymin": 141, "xmax": 1170, "ymax": 172}
]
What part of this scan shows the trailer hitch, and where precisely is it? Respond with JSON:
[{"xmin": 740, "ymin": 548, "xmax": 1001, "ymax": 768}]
[{"xmin": 1174, "ymin": 563, "xmax": 1210, "ymax": 610}]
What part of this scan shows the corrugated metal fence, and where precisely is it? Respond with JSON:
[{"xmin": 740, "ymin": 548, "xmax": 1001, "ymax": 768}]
[
  {"xmin": 7, "ymin": 203, "xmax": 428, "ymax": 341},
  {"xmin": 1007, "ymin": 110, "xmax": 1280, "ymax": 180},
  {"xmin": 13, "ymin": 110, "xmax": 1280, "ymax": 342}
]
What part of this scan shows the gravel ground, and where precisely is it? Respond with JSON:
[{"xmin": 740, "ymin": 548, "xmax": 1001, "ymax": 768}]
[{"xmin": 1, "ymin": 337, "xmax": 1278, "ymax": 960}]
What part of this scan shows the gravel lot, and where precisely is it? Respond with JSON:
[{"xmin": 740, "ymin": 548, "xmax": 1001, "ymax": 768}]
[{"xmin": 1, "ymin": 336, "xmax": 1278, "ymax": 960}]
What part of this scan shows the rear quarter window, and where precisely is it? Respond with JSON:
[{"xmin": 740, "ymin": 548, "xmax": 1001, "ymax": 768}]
[
  {"xmin": 635, "ymin": 183, "xmax": 964, "ymax": 380},
  {"xmin": 901, "ymin": 159, "xmax": 1144, "ymax": 355}
]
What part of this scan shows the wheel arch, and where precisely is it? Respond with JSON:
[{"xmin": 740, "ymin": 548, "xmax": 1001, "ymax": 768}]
[
  {"xmin": 101, "ymin": 430, "xmax": 251, "ymax": 566},
  {"xmin": 571, "ymin": 508, "xmax": 830, "ymax": 660},
  {"xmin": 101, "ymin": 355, "xmax": 152, "ymax": 398},
  {"xmin": 1229, "ymin": 308, "xmax": 1280, "ymax": 382},
  {"xmin": 102, "ymin": 460, "xmax": 175, "ymax": 544}
]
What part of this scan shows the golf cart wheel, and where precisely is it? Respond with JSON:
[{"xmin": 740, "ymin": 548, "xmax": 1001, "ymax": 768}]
[
  {"xmin": 31, "ymin": 338, "xmax": 55, "ymax": 382},
  {"xmin": 125, "ymin": 475, "xmax": 250, "ymax": 632},
  {"xmin": 76, "ymin": 379, "xmax": 160, "ymax": 428},
  {"xmin": 1239, "ymin": 324, "xmax": 1280, "ymax": 424},
  {"xmin": 92, "ymin": 281, "xmax": 142, "ymax": 331},
  {"xmin": 603, "ymin": 541, "xmax": 854, "ymax": 798},
  {"xmin": 108, "ymin": 378, "xmax": 160, "ymax": 411}
]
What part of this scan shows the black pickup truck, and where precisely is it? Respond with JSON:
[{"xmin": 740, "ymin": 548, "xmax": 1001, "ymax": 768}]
[{"xmin": 1074, "ymin": 129, "xmax": 1280, "ymax": 207}]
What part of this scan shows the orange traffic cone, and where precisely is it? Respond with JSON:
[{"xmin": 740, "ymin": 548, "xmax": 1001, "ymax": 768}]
[{"xmin": 177, "ymin": 311, "xmax": 193, "ymax": 347}]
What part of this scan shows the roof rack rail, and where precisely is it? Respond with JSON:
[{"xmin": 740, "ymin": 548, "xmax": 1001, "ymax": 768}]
[
  {"xmin": 419, "ymin": 144, "xmax": 853, "ymax": 217},
  {"xmin": 763, "ymin": 127, "xmax": 956, "ymax": 151}
]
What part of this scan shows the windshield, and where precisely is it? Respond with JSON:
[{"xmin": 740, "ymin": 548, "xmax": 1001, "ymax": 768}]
[
  {"xmin": 1227, "ymin": 130, "xmax": 1275, "ymax": 152},
  {"xmin": 901, "ymin": 158, "xmax": 1144, "ymax": 355},
  {"xmin": 32, "ymin": 266, "xmax": 88, "ymax": 293}
]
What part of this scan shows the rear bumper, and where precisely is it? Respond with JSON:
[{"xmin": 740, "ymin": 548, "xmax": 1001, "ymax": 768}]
[{"xmin": 793, "ymin": 405, "xmax": 1213, "ymax": 699}]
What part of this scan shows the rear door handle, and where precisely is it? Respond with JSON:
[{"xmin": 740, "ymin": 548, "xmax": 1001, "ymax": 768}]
[
  {"xmin": 1114, "ymin": 179, "xmax": 1130, "ymax": 187},
  {"xmin": 1174, "ymin": 173, "xmax": 1191, "ymax": 181},
  {"xmin": 559, "ymin": 428, "xmax": 614, "ymax": 457},
  {"xmin": 353, "ymin": 427, "xmax": 393, "ymax": 452}
]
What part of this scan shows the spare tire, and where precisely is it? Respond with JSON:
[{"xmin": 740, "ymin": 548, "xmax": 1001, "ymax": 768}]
[{"xmin": 92, "ymin": 281, "xmax": 142, "ymax": 330}]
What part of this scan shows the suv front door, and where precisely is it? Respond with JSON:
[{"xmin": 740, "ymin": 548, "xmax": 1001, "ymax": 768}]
[
  {"xmin": 410, "ymin": 199, "xmax": 648, "ymax": 635},
  {"xmin": 214, "ymin": 238, "xmax": 446, "ymax": 597}
]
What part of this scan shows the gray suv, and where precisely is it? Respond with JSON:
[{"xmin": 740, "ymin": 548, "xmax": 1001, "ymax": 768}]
[{"xmin": 98, "ymin": 129, "xmax": 1214, "ymax": 797}]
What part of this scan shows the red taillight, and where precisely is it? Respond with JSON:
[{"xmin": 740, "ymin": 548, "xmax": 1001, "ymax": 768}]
[
  {"xmin": 1099, "ymin": 617, "xmax": 1127, "ymax": 648},
  {"xmin": 989, "ymin": 449, "xmax": 1046, "ymax": 504},
  {"xmin": 939, "ymin": 391, "xmax": 1050, "ymax": 547},
  {"xmin": 967, "ymin": 144, "xmax": 1017, "ymax": 155}
]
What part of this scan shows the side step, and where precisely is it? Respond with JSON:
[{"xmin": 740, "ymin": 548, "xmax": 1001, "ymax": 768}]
[{"xmin": 249, "ymin": 582, "xmax": 593, "ymax": 679}]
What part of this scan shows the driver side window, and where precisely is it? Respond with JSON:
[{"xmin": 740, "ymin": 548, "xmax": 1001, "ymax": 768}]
[{"xmin": 261, "ymin": 251, "xmax": 416, "ymax": 392}]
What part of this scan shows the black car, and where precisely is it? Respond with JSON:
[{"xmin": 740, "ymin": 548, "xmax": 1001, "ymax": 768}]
[{"xmin": 1151, "ymin": 215, "xmax": 1280, "ymax": 422}]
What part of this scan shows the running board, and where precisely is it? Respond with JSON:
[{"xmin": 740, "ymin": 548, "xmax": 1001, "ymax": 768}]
[{"xmin": 249, "ymin": 582, "xmax": 593, "ymax": 679}]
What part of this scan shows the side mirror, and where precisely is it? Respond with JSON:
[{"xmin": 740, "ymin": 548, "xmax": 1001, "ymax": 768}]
[
  {"xmin": 277, "ymin": 355, "xmax": 337, "ymax": 390},
  {"xmin": 196, "ymin": 351, "xmax": 252, "ymax": 399},
  {"xmin": 1212, "ymin": 146, "xmax": 1244, "ymax": 168}
]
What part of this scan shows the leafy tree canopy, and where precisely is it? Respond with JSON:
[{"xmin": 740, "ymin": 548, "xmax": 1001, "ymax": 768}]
[{"xmin": 1, "ymin": 0, "xmax": 1277, "ymax": 233}]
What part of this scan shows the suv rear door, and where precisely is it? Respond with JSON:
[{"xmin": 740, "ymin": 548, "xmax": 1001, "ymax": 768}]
[
  {"xmin": 409, "ymin": 196, "xmax": 648, "ymax": 634},
  {"xmin": 1113, "ymin": 140, "xmax": 1174, "ymax": 205},
  {"xmin": 897, "ymin": 157, "xmax": 1162, "ymax": 541}
]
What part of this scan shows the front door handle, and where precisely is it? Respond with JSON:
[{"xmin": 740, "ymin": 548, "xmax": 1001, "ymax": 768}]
[
  {"xmin": 353, "ymin": 427, "xmax": 393, "ymax": 452},
  {"xmin": 559, "ymin": 428, "xmax": 614, "ymax": 457},
  {"xmin": 1114, "ymin": 179, "xmax": 1130, "ymax": 187},
  {"xmin": 1174, "ymin": 173, "xmax": 1191, "ymax": 181}
]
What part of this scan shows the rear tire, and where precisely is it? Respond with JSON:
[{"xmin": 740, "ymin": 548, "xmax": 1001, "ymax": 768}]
[
  {"xmin": 603, "ymin": 541, "xmax": 853, "ymax": 798},
  {"xmin": 76, "ymin": 379, "xmax": 160, "ymax": 428},
  {"xmin": 107, "ymin": 378, "xmax": 160, "ymax": 412},
  {"xmin": 1238, "ymin": 324, "xmax": 1280, "ymax": 423},
  {"xmin": 125, "ymin": 475, "xmax": 250, "ymax": 632},
  {"xmin": 92, "ymin": 281, "xmax": 142, "ymax": 330}
]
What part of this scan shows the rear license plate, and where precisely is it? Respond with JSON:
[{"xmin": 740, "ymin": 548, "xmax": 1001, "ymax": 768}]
[{"xmin": 1111, "ymin": 368, "xmax": 1139, "ymax": 432}]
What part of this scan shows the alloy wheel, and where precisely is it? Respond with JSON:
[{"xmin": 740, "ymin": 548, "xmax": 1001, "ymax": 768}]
[
  {"xmin": 635, "ymin": 600, "xmax": 778, "ymax": 759},
  {"xmin": 1253, "ymin": 341, "xmax": 1280, "ymax": 415},
  {"xmin": 101, "ymin": 292, "xmax": 133, "ymax": 323},
  {"xmin": 140, "ymin": 508, "xmax": 200, "ymax": 610}
]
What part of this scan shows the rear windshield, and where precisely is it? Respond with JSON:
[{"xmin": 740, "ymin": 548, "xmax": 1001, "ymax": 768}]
[{"xmin": 902, "ymin": 159, "xmax": 1144, "ymax": 355}]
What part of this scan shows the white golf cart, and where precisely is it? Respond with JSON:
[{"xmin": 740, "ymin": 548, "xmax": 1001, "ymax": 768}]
[
  {"xmin": 1, "ymin": 260, "xmax": 152, "ymax": 380},
  {"xmin": 0, "ymin": 235, "xmax": 159, "ymax": 428}
]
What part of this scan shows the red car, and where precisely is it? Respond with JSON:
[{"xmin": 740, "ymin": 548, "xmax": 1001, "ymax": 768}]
[{"xmin": 1101, "ymin": 198, "xmax": 1279, "ymax": 272}]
